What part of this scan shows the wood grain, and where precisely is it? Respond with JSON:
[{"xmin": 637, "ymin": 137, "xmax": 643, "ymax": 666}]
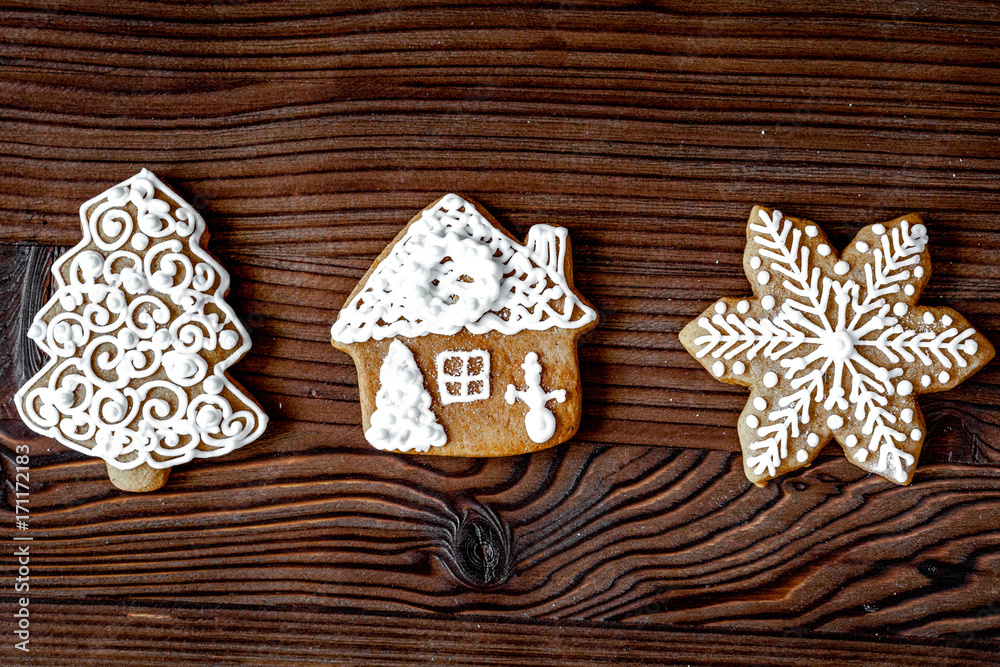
[{"xmin": 2, "ymin": 1, "xmax": 1000, "ymax": 664}]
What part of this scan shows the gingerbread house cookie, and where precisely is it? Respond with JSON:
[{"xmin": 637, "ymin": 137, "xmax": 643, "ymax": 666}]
[
  {"xmin": 15, "ymin": 170, "xmax": 268, "ymax": 492},
  {"xmin": 331, "ymin": 194, "xmax": 599, "ymax": 457}
]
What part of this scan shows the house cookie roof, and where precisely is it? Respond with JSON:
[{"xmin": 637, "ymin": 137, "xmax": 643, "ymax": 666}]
[{"xmin": 331, "ymin": 194, "xmax": 598, "ymax": 344}]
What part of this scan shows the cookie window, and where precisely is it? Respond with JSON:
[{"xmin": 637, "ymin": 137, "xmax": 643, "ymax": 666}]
[{"xmin": 435, "ymin": 350, "xmax": 490, "ymax": 405}]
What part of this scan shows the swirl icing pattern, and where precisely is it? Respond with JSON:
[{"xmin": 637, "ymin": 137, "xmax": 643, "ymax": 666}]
[{"xmin": 15, "ymin": 169, "xmax": 268, "ymax": 470}]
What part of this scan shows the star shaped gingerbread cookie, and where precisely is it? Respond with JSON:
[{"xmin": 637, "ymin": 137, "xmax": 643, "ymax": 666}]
[{"xmin": 680, "ymin": 206, "xmax": 994, "ymax": 486}]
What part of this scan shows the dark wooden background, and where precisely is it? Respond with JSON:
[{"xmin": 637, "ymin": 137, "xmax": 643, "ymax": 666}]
[{"xmin": 2, "ymin": 2, "xmax": 1000, "ymax": 664}]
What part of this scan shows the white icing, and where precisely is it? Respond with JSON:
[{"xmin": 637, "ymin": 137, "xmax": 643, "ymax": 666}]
[
  {"xmin": 921, "ymin": 375, "xmax": 931, "ymax": 387},
  {"xmin": 913, "ymin": 266, "xmax": 924, "ymax": 278},
  {"xmin": 923, "ymin": 312, "xmax": 934, "ymax": 324},
  {"xmin": 505, "ymin": 353, "xmax": 566, "ymax": 443},
  {"xmin": 845, "ymin": 434, "xmax": 858, "ymax": 447},
  {"xmin": 715, "ymin": 302, "xmax": 727, "ymax": 314},
  {"xmin": 855, "ymin": 449, "xmax": 869, "ymax": 462},
  {"xmin": 712, "ymin": 361, "xmax": 725, "ymax": 377},
  {"xmin": 753, "ymin": 397, "xmax": 767, "ymax": 411},
  {"xmin": 805, "ymin": 226, "xmax": 818, "ymax": 238},
  {"xmin": 366, "ymin": 341, "xmax": 446, "ymax": 452},
  {"xmin": 733, "ymin": 361, "xmax": 746, "ymax": 375},
  {"xmin": 746, "ymin": 414, "xmax": 759, "ymax": 428},
  {"xmin": 757, "ymin": 271, "xmax": 770, "ymax": 285},
  {"xmin": 331, "ymin": 194, "xmax": 597, "ymax": 343},
  {"xmin": 807, "ymin": 433, "xmax": 819, "ymax": 447},
  {"xmin": 14, "ymin": 170, "xmax": 268, "ymax": 470},
  {"xmin": 834, "ymin": 260, "xmax": 850, "ymax": 275},
  {"xmin": 796, "ymin": 450, "xmax": 808, "ymax": 462},
  {"xmin": 856, "ymin": 241, "xmax": 869, "ymax": 253},
  {"xmin": 872, "ymin": 223, "xmax": 886, "ymax": 234},
  {"xmin": 817, "ymin": 244, "xmax": 831, "ymax": 256},
  {"xmin": 901, "ymin": 408, "xmax": 913, "ymax": 423},
  {"xmin": 737, "ymin": 300, "xmax": 750, "ymax": 314},
  {"xmin": 435, "ymin": 349, "xmax": 490, "ymax": 405},
  {"xmin": 694, "ymin": 209, "xmax": 981, "ymax": 483},
  {"xmin": 939, "ymin": 371, "xmax": 950, "ymax": 383},
  {"xmin": 910, "ymin": 429, "xmax": 922, "ymax": 441},
  {"xmin": 941, "ymin": 315, "xmax": 952, "ymax": 326},
  {"xmin": 749, "ymin": 256, "xmax": 762, "ymax": 270}
]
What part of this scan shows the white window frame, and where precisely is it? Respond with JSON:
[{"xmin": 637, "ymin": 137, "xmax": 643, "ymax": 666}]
[{"xmin": 435, "ymin": 350, "xmax": 490, "ymax": 405}]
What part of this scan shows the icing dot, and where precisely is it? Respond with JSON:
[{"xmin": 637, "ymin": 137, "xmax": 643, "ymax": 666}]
[
  {"xmin": 827, "ymin": 415, "xmax": 844, "ymax": 429},
  {"xmin": 855, "ymin": 241, "xmax": 869, "ymax": 253},
  {"xmin": 753, "ymin": 397, "xmax": 767, "ymax": 411},
  {"xmin": 757, "ymin": 271, "xmax": 771, "ymax": 285},
  {"xmin": 817, "ymin": 244, "xmax": 831, "ymax": 256},
  {"xmin": 872, "ymin": 223, "xmax": 886, "ymax": 235},
  {"xmin": 921, "ymin": 375, "xmax": 931, "ymax": 387},
  {"xmin": 746, "ymin": 415, "xmax": 759, "ymax": 429},
  {"xmin": 54, "ymin": 388, "xmax": 75, "ymax": 410},
  {"xmin": 78, "ymin": 251, "xmax": 104, "ymax": 277},
  {"xmin": 845, "ymin": 435, "xmax": 858, "ymax": 447},
  {"xmin": 763, "ymin": 372, "xmax": 778, "ymax": 388},
  {"xmin": 904, "ymin": 284, "xmax": 915, "ymax": 296},
  {"xmin": 938, "ymin": 371, "xmax": 950, "ymax": 383},
  {"xmin": 805, "ymin": 226, "xmax": 818, "ymax": 238},
  {"xmin": 893, "ymin": 303, "xmax": 908, "ymax": 317},
  {"xmin": 715, "ymin": 302, "xmax": 727, "ymax": 314},
  {"xmin": 963, "ymin": 340, "xmax": 979, "ymax": 355},
  {"xmin": 910, "ymin": 429, "xmax": 922, "ymax": 441},
  {"xmin": 807, "ymin": 433, "xmax": 819, "ymax": 448},
  {"xmin": 913, "ymin": 266, "xmax": 924, "ymax": 278},
  {"xmin": 737, "ymin": 300, "xmax": 750, "ymax": 314},
  {"xmin": 117, "ymin": 329, "xmax": 139, "ymax": 348},
  {"xmin": 901, "ymin": 408, "xmax": 913, "ymax": 424},
  {"xmin": 219, "ymin": 330, "xmax": 239, "ymax": 350},
  {"xmin": 834, "ymin": 260, "xmax": 850, "ymax": 275},
  {"xmin": 749, "ymin": 256, "xmax": 762, "ymax": 270},
  {"xmin": 27, "ymin": 321, "xmax": 45, "ymax": 339},
  {"xmin": 733, "ymin": 361, "xmax": 746, "ymax": 375},
  {"xmin": 912, "ymin": 224, "xmax": 926, "ymax": 237},
  {"xmin": 196, "ymin": 406, "xmax": 222, "ymax": 429},
  {"xmin": 923, "ymin": 312, "xmax": 934, "ymax": 325},
  {"xmin": 203, "ymin": 376, "xmax": 224, "ymax": 395},
  {"xmin": 796, "ymin": 450, "xmax": 808, "ymax": 462},
  {"xmin": 896, "ymin": 380, "xmax": 913, "ymax": 396},
  {"xmin": 941, "ymin": 315, "xmax": 953, "ymax": 326},
  {"xmin": 761, "ymin": 295, "xmax": 775, "ymax": 310},
  {"xmin": 855, "ymin": 449, "xmax": 869, "ymax": 462},
  {"xmin": 132, "ymin": 233, "xmax": 149, "ymax": 251},
  {"xmin": 712, "ymin": 361, "xmax": 725, "ymax": 377}
]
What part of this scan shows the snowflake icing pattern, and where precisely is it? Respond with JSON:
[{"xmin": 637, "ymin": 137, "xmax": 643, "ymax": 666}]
[{"xmin": 680, "ymin": 207, "xmax": 994, "ymax": 486}]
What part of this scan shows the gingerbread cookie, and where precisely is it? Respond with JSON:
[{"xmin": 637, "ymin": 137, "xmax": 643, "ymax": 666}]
[
  {"xmin": 331, "ymin": 194, "xmax": 598, "ymax": 457},
  {"xmin": 680, "ymin": 206, "xmax": 994, "ymax": 486},
  {"xmin": 15, "ymin": 170, "xmax": 268, "ymax": 492}
]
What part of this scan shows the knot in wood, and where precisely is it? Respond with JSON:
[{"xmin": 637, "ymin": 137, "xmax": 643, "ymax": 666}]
[{"xmin": 450, "ymin": 506, "xmax": 512, "ymax": 589}]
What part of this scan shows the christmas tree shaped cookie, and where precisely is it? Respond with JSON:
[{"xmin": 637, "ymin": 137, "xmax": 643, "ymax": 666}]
[
  {"xmin": 681, "ymin": 206, "xmax": 994, "ymax": 486},
  {"xmin": 15, "ymin": 170, "xmax": 268, "ymax": 492}
]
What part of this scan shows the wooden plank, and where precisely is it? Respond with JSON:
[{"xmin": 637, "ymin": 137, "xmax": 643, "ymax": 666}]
[
  {"xmin": 4, "ymin": 429, "xmax": 1000, "ymax": 640},
  {"xmin": 8, "ymin": 602, "xmax": 1000, "ymax": 666}
]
